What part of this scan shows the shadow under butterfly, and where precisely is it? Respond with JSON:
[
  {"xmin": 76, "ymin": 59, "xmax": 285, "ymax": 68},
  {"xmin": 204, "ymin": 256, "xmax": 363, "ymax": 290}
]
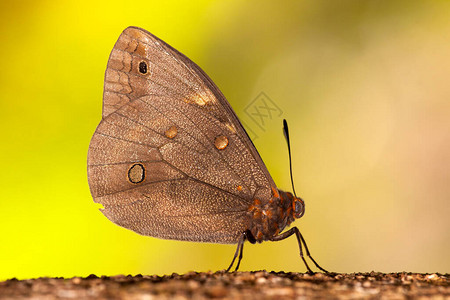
[{"xmin": 87, "ymin": 26, "xmax": 328, "ymax": 273}]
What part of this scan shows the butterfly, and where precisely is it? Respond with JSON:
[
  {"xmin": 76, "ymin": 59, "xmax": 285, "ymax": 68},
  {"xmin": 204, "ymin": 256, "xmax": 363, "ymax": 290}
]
[{"xmin": 87, "ymin": 26, "xmax": 327, "ymax": 273}]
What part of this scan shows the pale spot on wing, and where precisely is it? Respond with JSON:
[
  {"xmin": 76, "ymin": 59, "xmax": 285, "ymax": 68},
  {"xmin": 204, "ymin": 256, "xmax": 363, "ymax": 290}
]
[
  {"xmin": 189, "ymin": 92, "xmax": 209, "ymax": 106},
  {"xmin": 214, "ymin": 135, "xmax": 229, "ymax": 150},
  {"xmin": 165, "ymin": 125, "xmax": 178, "ymax": 139}
]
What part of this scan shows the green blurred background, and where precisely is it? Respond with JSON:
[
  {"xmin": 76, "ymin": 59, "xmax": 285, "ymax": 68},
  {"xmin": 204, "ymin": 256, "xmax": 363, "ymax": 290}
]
[{"xmin": 1, "ymin": 1, "xmax": 449, "ymax": 280}]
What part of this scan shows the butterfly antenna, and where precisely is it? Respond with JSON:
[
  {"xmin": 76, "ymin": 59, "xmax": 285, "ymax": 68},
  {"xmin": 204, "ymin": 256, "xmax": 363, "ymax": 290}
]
[{"xmin": 283, "ymin": 119, "xmax": 297, "ymax": 197}]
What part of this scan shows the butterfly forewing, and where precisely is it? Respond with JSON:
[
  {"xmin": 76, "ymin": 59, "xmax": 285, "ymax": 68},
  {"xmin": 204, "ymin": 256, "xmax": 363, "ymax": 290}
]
[{"xmin": 87, "ymin": 27, "xmax": 276, "ymax": 244}]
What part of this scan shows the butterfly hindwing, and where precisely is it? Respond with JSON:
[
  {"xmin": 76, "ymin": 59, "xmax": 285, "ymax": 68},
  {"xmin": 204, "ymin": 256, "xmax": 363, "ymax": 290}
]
[{"xmin": 88, "ymin": 27, "xmax": 276, "ymax": 243}]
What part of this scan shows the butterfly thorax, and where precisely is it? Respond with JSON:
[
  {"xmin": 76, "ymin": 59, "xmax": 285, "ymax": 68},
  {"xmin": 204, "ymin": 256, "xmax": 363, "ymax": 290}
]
[{"xmin": 246, "ymin": 189, "xmax": 305, "ymax": 243}]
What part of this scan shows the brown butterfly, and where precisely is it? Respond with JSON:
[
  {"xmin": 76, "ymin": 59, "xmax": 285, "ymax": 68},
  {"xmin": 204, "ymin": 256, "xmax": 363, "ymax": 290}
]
[{"xmin": 87, "ymin": 26, "xmax": 327, "ymax": 273}]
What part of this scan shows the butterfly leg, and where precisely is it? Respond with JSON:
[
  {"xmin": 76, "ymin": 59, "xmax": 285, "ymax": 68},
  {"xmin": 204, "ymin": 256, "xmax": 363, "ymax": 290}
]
[
  {"xmin": 297, "ymin": 229, "xmax": 329, "ymax": 273},
  {"xmin": 233, "ymin": 236, "xmax": 245, "ymax": 272},
  {"xmin": 226, "ymin": 230, "xmax": 256, "ymax": 272},
  {"xmin": 271, "ymin": 227, "xmax": 328, "ymax": 274},
  {"xmin": 226, "ymin": 233, "xmax": 245, "ymax": 272}
]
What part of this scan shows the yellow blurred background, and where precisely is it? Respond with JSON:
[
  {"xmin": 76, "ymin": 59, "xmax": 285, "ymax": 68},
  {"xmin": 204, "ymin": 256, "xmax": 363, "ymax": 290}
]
[{"xmin": 0, "ymin": 1, "xmax": 449, "ymax": 280}]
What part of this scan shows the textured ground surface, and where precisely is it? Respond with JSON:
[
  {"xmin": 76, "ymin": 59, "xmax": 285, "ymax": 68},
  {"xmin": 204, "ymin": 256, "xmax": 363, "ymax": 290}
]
[{"xmin": 0, "ymin": 271, "xmax": 448, "ymax": 299}]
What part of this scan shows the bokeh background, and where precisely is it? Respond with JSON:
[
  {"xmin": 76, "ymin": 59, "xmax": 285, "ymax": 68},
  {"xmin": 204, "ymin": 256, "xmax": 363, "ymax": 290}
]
[{"xmin": 1, "ymin": 0, "xmax": 449, "ymax": 280}]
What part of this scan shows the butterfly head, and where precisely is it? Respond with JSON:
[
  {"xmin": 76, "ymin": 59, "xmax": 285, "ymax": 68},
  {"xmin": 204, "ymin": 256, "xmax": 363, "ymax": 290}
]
[{"xmin": 278, "ymin": 189, "xmax": 305, "ymax": 220}]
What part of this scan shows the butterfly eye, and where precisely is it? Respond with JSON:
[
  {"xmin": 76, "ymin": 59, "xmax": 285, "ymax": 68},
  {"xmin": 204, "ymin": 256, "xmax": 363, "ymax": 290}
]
[
  {"xmin": 138, "ymin": 61, "xmax": 148, "ymax": 75},
  {"xmin": 293, "ymin": 198, "xmax": 305, "ymax": 219},
  {"xmin": 128, "ymin": 163, "xmax": 145, "ymax": 184}
]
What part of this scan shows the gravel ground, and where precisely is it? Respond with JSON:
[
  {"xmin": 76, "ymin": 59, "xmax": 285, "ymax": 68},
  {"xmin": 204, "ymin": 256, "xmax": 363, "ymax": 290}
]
[{"xmin": 0, "ymin": 271, "xmax": 448, "ymax": 299}]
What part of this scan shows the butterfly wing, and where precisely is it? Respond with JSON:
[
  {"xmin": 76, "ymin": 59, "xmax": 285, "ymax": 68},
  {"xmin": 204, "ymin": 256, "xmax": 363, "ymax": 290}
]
[{"xmin": 87, "ymin": 27, "xmax": 277, "ymax": 244}]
